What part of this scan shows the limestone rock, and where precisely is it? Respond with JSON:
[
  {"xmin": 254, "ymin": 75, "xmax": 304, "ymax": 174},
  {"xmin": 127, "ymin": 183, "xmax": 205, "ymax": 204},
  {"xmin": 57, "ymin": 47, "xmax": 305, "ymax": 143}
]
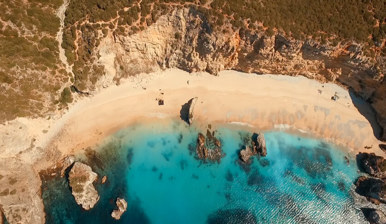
[
  {"xmin": 239, "ymin": 146, "xmax": 254, "ymax": 163},
  {"xmin": 188, "ymin": 97, "xmax": 198, "ymax": 125},
  {"xmin": 356, "ymin": 153, "xmax": 386, "ymax": 179},
  {"xmin": 101, "ymin": 175, "xmax": 107, "ymax": 184},
  {"xmin": 68, "ymin": 162, "xmax": 100, "ymax": 210},
  {"xmin": 111, "ymin": 198, "xmax": 127, "ymax": 220},
  {"xmin": 239, "ymin": 132, "xmax": 267, "ymax": 163},
  {"xmin": 253, "ymin": 132, "xmax": 267, "ymax": 157},
  {"xmin": 196, "ymin": 129, "xmax": 223, "ymax": 162},
  {"xmin": 180, "ymin": 97, "xmax": 198, "ymax": 125}
]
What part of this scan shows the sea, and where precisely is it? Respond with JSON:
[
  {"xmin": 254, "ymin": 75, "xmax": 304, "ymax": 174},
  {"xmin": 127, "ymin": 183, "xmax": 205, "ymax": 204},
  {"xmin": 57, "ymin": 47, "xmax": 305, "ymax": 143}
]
[{"xmin": 41, "ymin": 119, "xmax": 367, "ymax": 223}]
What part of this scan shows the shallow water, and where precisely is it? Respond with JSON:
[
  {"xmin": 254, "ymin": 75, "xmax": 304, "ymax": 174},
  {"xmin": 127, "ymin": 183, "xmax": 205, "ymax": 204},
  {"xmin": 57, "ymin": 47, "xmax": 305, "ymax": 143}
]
[{"xmin": 42, "ymin": 120, "xmax": 366, "ymax": 223}]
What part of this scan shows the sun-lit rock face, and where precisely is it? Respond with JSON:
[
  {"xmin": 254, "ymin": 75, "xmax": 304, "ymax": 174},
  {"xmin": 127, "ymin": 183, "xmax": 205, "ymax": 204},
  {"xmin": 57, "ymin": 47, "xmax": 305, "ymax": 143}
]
[
  {"xmin": 92, "ymin": 8, "xmax": 385, "ymax": 141},
  {"xmin": 68, "ymin": 162, "xmax": 100, "ymax": 210}
]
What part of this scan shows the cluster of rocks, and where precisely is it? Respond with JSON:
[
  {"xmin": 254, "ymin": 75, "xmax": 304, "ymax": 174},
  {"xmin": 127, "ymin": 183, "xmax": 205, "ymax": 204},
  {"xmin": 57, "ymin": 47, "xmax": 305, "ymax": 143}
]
[
  {"xmin": 355, "ymin": 152, "xmax": 386, "ymax": 224},
  {"xmin": 62, "ymin": 158, "xmax": 128, "ymax": 220},
  {"xmin": 239, "ymin": 132, "xmax": 267, "ymax": 163},
  {"xmin": 196, "ymin": 129, "xmax": 224, "ymax": 162},
  {"xmin": 111, "ymin": 198, "xmax": 128, "ymax": 220}
]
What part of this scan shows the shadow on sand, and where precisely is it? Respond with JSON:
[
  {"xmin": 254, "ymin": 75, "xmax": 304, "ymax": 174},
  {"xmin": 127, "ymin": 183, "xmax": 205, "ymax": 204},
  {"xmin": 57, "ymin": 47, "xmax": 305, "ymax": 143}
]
[{"xmin": 348, "ymin": 89, "xmax": 382, "ymax": 140}]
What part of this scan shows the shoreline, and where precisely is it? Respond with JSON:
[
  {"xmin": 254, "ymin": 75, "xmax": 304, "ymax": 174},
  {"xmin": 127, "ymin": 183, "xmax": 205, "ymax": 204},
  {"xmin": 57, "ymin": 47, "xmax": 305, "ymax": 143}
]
[
  {"xmin": 41, "ymin": 68, "xmax": 384, "ymax": 167},
  {"xmin": 0, "ymin": 68, "xmax": 384, "ymax": 224}
]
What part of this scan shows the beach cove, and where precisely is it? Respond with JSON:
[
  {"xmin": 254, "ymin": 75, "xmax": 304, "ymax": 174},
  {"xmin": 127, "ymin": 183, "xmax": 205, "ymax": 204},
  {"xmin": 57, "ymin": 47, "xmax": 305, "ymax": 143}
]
[
  {"xmin": 43, "ymin": 68, "xmax": 383, "ymax": 160},
  {"xmin": 0, "ymin": 69, "xmax": 384, "ymax": 223}
]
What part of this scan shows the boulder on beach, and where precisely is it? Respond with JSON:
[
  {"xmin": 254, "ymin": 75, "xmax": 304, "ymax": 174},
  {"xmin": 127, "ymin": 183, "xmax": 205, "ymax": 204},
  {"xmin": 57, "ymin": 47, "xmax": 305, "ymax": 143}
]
[
  {"xmin": 111, "ymin": 198, "xmax": 128, "ymax": 220},
  {"xmin": 180, "ymin": 97, "xmax": 198, "ymax": 125},
  {"xmin": 68, "ymin": 162, "xmax": 100, "ymax": 210}
]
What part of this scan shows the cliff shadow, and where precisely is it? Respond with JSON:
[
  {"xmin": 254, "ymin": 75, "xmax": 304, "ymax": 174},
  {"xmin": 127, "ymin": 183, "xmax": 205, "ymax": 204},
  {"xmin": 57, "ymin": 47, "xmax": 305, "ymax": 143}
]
[{"xmin": 349, "ymin": 89, "xmax": 382, "ymax": 140}]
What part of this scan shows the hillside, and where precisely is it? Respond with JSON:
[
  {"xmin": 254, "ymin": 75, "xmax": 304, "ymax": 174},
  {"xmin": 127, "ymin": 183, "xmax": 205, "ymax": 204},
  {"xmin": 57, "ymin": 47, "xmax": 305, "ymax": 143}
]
[{"xmin": 0, "ymin": 0, "xmax": 385, "ymax": 138}]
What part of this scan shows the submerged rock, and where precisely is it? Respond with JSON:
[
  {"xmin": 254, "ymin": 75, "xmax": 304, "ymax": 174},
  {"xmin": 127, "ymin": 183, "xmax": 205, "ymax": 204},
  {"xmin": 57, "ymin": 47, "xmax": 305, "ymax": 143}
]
[
  {"xmin": 68, "ymin": 162, "xmax": 100, "ymax": 210},
  {"xmin": 239, "ymin": 132, "xmax": 267, "ymax": 163},
  {"xmin": 356, "ymin": 153, "xmax": 386, "ymax": 179},
  {"xmin": 101, "ymin": 175, "xmax": 107, "ymax": 184},
  {"xmin": 361, "ymin": 208, "xmax": 386, "ymax": 224},
  {"xmin": 111, "ymin": 198, "xmax": 128, "ymax": 220},
  {"xmin": 355, "ymin": 176, "xmax": 386, "ymax": 204},
  {"xmin": 207, "ymin": 209, "xmax": 257, "ymax": 224},
  {"xmin": 196, "ymin": 129, "xmax": 223, "ymax": 162}
]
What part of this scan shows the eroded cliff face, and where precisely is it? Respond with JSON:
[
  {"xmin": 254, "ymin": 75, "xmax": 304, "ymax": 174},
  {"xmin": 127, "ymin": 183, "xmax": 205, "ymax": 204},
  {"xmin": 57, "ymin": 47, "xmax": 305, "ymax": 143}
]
[{"xmin": 85, "ymin": 8, "xmax": 385, "ymax": 139}]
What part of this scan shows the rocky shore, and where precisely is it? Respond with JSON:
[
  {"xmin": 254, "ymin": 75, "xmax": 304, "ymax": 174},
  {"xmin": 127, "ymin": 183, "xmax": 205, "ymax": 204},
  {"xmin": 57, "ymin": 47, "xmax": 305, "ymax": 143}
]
[
  {"xmin": 196, "ymin": 128, "xmax": 224, "ymax": 162},
  {"xmin": 355, "ymin": 153, "xmax": 386, "ymax": 223}
]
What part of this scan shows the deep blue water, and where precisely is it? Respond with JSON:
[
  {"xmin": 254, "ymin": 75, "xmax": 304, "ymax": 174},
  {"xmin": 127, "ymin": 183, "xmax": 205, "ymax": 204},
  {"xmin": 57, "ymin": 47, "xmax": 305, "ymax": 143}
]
[{"xmin": 42, "ymin": 120, "xmax": 367, "ymax": 223}]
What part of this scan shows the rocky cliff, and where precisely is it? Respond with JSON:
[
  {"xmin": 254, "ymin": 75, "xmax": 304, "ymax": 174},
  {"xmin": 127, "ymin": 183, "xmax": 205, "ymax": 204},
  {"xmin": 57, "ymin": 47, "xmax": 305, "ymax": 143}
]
[{"xmin": 72, "ymin": 7, "xmax": 385, "ymax": 142}]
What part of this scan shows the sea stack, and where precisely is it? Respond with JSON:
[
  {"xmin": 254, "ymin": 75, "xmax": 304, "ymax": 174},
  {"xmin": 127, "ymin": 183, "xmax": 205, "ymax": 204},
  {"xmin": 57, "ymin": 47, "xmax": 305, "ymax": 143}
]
[
  {"xmin": 111, "ymin": 198, "xmax": 128, "ymax": 220},
  {"xmin": 239, "ymin": 132, "xmax": 267, "ymax": 163},
  {"xmin": 196, "ymin": 129, "xmax": 223, "ymax": 162},
  {"xmin": 68, "ymin": 162, "xmax": 100, "ymax": 210}
]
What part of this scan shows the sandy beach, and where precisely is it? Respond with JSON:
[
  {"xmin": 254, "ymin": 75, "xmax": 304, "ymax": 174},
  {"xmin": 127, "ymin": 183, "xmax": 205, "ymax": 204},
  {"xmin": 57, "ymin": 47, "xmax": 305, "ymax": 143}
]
[
  {"xmin": 0, "ymin": 68, "xmax": 385, "ymax": 223},
  {"xmin": 40, "ymin": 68, "xmax": 384, "ymax": 161}
]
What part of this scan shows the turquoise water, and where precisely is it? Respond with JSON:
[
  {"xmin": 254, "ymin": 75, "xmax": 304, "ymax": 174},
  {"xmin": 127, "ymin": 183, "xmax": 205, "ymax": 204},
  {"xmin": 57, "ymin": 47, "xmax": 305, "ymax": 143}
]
[{"xmin": 42, "ymin": 120, "xmax": 366, "ymax": 223}]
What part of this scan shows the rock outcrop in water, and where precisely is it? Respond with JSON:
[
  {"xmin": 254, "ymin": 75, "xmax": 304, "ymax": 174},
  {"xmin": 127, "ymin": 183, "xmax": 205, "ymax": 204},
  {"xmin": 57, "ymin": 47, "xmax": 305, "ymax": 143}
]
[
  {"xmin": 239, "ymin": 132, "xmax": 267, "ymax": 163},
  {"xmin": 196, "ymin": 129, "xmax": 223, "ymax": 162},
  {"xmin": 361, "ymin": 208, "xmax": 386, "ymax": 224},
  {"xmin": 355, "ymin": 176, "xmax": 386, "ymax": 204},
  {"xmin": 356, "ymin": 153, "xmax": 386, "ymax": 179},
  {"xmin": 68, "ymin": 162, "xmax": 100, "ymax": 210},
  {"xmin": 111, "ymin": 198, "xmax": 127, "ymax": 220},
  {"xmin": 355, "ymin": 153, "xmax": 386, "ymax": 223}
]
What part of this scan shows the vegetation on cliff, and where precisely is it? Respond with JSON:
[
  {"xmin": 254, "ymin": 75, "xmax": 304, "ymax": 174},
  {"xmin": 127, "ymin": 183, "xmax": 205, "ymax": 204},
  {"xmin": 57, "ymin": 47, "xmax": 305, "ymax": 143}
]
[
  {"xmin": 0, "ymin": 0, "xmax": 384, "ymax": 137},
  {"xmin": 0, "ymin": 0, "xmax": 71, "ymax": 122}
]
